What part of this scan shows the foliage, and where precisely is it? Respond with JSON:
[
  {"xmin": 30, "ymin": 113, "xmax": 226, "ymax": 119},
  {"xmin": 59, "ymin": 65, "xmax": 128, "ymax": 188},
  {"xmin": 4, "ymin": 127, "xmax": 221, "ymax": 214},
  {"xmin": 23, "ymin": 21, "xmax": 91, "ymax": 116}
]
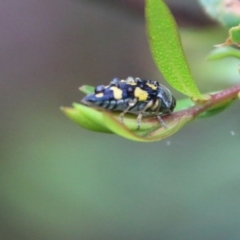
[
  {"xmin": 62, "ymin": 0, "xmax": 240, "ymax": 142},
  {"xmin": 199, "ymin": 0, "xmax": 240, "ymax": 28}
]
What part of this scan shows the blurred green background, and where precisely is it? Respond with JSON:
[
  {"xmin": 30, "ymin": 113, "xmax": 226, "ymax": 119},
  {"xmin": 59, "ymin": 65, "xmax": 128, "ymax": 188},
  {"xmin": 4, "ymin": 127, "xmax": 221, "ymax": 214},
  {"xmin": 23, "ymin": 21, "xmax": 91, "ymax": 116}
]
[{"xmin": 1, "ymin": 0, "xmax": 240, "ymax": 239}]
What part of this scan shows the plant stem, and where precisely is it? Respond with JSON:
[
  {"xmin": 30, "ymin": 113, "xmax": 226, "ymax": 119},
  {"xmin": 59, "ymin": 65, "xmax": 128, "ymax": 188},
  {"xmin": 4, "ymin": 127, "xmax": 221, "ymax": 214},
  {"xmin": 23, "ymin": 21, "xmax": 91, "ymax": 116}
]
[{"xmin": 165, "ymin": 84, "xmax": 240, "ymax": 121}]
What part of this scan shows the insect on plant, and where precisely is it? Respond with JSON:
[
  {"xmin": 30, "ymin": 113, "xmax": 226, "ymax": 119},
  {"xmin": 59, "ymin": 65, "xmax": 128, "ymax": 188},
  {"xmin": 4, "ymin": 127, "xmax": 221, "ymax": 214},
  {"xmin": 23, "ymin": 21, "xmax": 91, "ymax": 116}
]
[
  {"xmin": 81, "ymin": 77, "xmax": 176, "ymax": 129},
  {"xmin": 62, "ymin": 0, "xmax": 240, "ymax": 142}
]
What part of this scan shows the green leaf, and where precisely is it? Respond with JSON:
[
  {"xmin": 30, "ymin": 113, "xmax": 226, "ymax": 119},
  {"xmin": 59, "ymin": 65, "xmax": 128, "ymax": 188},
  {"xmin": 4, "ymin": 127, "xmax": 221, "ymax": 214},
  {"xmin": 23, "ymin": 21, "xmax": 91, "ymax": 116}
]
[
  {"xmin": 79, "ymin": 85, "xmax": 94, "ymax": 94},
  {"xmin": 207, "ymin": 46, "xmax": 240, "ymax": 60},
  {"xmin": 214, "ymin": 25, "xmax": 240, "ymax": 48},
  {"xmin": 230, "ymin": 25, "xmax": 240, "ymax": 44},
  {"xmin": 61, "ymin": 92, "xmax": 237, "ymax": 141},
  {"xmin": 174, "ymin": 98, "xmax": 194, "ymax": 111},
  {"xmin": 61, "ymin": 103, "xmax": 196, "ymax": 142},
  {"xmin": 61, "ymin": 104, "xmax": 112, "ymax": 133},
  {"xmin": 103, "ymin": 111, "xmax": 193, "ymax": 142},
  {"xmin": 199, "ymin": 0, "xmax": 240, "ymax": 28},
  {"xmin": 145, "ymin": 0, "xmax": 205, "ymax": 100},
  {"xmin": 198, "ymin": 98, "xmax": 234, "ymax": 118}
]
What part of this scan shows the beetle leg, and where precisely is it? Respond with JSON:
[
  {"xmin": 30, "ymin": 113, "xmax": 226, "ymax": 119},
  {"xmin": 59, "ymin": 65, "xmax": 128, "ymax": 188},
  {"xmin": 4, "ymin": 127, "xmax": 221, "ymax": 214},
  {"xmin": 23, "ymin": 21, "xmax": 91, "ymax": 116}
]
[
  {"xmin": 136, "ymin": 100, "xmax": 154, "ymax": 129},
  {"xmin": 156, "ymin": 115, "xmax": 167, "ymax": 128},
  {"xmin": 155, "ymin": 104, "xmax": 167, "ymax": 128},
  {"xmin": 153, "ymin": 99, "xmax": 167, "ymax": 128},
  {"xmin": 119, "ymin": 98, "xmax": 138, "ymax": 124}
]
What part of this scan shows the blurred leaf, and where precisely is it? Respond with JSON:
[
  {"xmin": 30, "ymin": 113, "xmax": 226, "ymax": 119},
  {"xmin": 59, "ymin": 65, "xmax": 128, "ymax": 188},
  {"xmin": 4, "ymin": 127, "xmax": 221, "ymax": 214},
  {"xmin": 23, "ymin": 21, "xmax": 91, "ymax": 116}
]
[
  {"xmin": 207, "ymin": 46, "xmax": 240, "ymax": 60},
  {"xmin": 79, "ymin": 85, "xmax": 94, "ymax": 94},
  {"xmin": 145, "ymin": 0, "xmax": 205, "ymax": 100},
  {"xmin": 174, "ymin": 98, "xmax": 194, "ymax": 111},
  {"xmin": 199, "ymin": 0, "xmax": 240, "ymax": 28},
  {"xmin": 215, "ymin": 25, "xmax": 240, "ymax": 47},
  {"xmin": 230, "ymin": 25, "xmax": 240, "ymax": 44},
  {"xmin": 198, "ymin": 98, "xmax": 235, "ymax": 118}
]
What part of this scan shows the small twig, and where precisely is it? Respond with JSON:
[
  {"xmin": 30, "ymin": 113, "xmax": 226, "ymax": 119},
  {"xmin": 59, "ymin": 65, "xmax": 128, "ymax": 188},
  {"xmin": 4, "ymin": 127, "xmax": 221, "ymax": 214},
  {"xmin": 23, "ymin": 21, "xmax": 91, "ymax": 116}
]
[{"xmin": 164, "ymin": 84, "xmax": 240, "ymax": 121}]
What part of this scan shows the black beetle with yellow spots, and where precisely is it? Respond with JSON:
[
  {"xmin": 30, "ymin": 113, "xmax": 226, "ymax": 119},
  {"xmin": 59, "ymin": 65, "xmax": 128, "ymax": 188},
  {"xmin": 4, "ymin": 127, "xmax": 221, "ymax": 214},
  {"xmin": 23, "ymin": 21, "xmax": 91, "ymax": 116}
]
[{"xmin": 81, "ymin": 77, "xmax": 176, "ymax": 129}]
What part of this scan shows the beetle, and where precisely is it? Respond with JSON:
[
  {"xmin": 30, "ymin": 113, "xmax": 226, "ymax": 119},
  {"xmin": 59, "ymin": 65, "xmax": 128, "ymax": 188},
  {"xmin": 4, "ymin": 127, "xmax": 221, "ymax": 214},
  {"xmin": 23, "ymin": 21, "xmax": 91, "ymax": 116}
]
[{"xmin": 81, "ymin": 76, "xmax": 176, "ymax": 129}]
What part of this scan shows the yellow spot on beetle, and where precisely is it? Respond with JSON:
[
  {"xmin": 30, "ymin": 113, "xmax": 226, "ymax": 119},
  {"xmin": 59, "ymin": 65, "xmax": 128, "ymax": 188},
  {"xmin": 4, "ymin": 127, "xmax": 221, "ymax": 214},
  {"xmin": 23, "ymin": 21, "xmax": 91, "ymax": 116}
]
[
  {"xmin": 95, "ymin": 92, "xmax": 104, "ymax": 98},
  {"xmin": 126, "ymin": 77, "xmax": 137, "ymax": 85},
  {"xmin": 146, "ymin": 83, "xmax": 157, "ymax": 90},
  {"xmin": 110, "ymin": 86, "xmax": 123, "ymax": 100},
  {"xmin": 134, "ymin": 87, "xmax": 148, "ymax": 101},
  {"xmin": 127, "ymin": 81, "xmax": 137, "ymax": 86}
]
